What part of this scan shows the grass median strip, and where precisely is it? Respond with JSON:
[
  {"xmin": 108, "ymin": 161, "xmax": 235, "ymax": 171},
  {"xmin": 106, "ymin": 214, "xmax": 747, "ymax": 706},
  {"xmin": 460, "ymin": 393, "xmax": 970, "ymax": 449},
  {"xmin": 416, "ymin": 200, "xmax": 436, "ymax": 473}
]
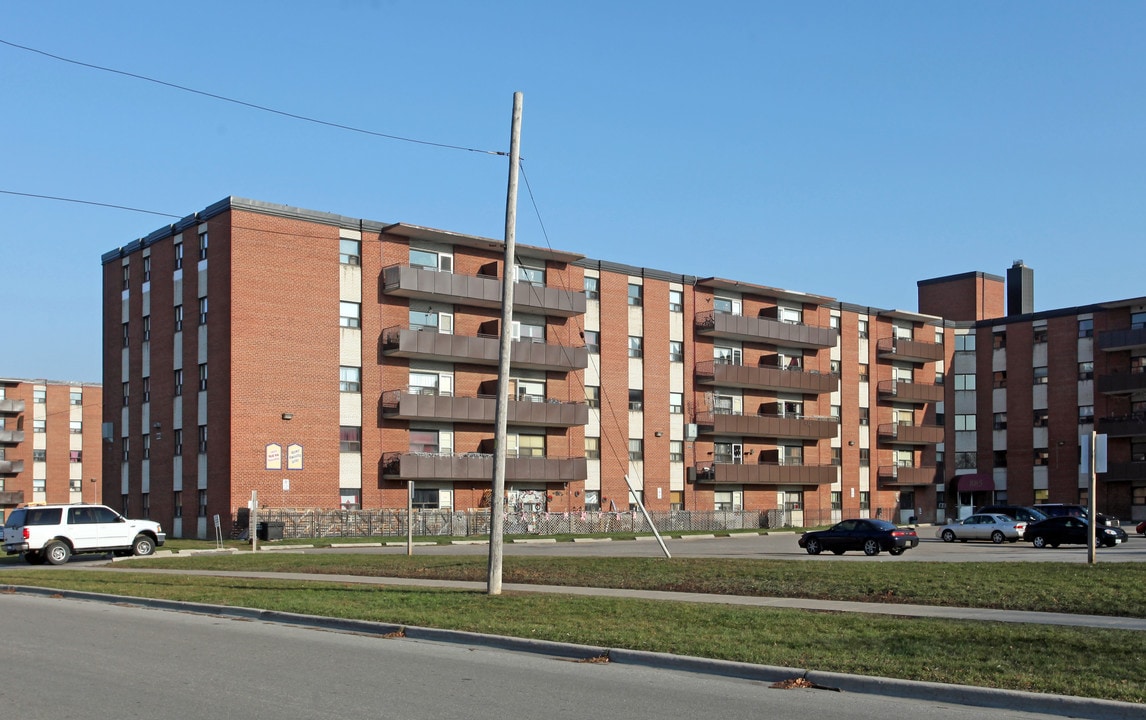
[{"xmin": 1, "ymin": 567, "xmax": 1143, "ymax": 704}]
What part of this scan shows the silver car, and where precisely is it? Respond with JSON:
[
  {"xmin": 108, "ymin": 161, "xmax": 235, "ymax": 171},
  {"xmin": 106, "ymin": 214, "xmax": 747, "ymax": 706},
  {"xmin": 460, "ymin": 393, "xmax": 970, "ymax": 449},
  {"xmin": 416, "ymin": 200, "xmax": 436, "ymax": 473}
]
[{"xmin": 937, "ymin": 513, "xmax": 1026, "ymax": 544}]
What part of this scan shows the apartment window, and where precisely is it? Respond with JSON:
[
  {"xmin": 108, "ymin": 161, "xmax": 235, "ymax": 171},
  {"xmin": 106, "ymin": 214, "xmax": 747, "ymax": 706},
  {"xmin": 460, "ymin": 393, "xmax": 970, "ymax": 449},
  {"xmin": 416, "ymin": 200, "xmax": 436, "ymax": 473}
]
[
  {"xmin": 954, "ymin": 373, "xmax": 975, "ymax": 391},
  {"xmin": 122, "ymin": 263, "xmax": 130, "ymax": 290},
  {"xmin": 992, "ymin": 332, "xmax": 1006, "ymax": 349},
  {"xmin": 994, "ymin": 412, "xmax": 1007, "ymax": 430},
  {"xmin": 934, "ymin": 328, "xmax": 943, "ymax": 344},
  {"xmin": 33, "ymin": 479, "xmax": 45, "ymax": 493},
  {"xmin": 628, "ymin": 389, "xmax": 644, "ymax": 412},
  {"xmin": 584, "ymin": 276, "xmax": 599, "ymax": 300},
  {"xmin": 340, "ymin": 426, "xmax": 362, "ymax": 452},
  {"xmin": 69, "ymin": 450, "xmax": 82, "ymax": 463},
  {"xmin": 994, "ymin": 450, "xmax": 1007, "ymax": 468},
  {"xmin": 142, "ymin": 315, "xmax": 151, "ymax": 342},
  {"xmin": 174, "ymin": 304, "xmax": 183, "ymax": 332},
  {"xmin": 1078, "ymin": 362, "xmax": 1093, "ymax": 381},
  {"xmin": 1133, "ymin": 312, "xmax": 1146, "ymax": 330},
  {"xmin": 830, "ymin": 315, "xmax": 840, "ymax": 330},
  {"xmin": 1134, "ymin": 487, "xmax": 1146, "ymax": 507},
  {"xmin": 173, "ymin": 369, "xmax": 183, "ymax": 396},
  {"xmin": 669, "ymin": 392, "xmax": 683, "ymax": 414},
  {"xmin": 33, "ymin": 419, "xmax": 46, "ymax": 434},
  {"xmin": 955, "ymin": 334, "xmax": 975, "ymax": 352},
  {"xmin": 33, "ymin": 449, "xmax": 46, "ymax": 462},
  {"xmin": 583, "ymin": 330, "xmax": 600, "ymax": 353},
  {"xmin": 857, "ymin": 320, "xmax": 869, "ymax": 339},
  {"xmin": 122, "ymin": 382, "xmax": 129, "ymax": 406},
  {"xmin": 142, "ymin": 256, "xmax": 151, "ymax": 283},
  {"xmin": 831, "ymin": 447, "xmax": 842, "ymax": 467},
  {"xmin": 340, "ymin": 238, "xmax": 361, "ymax": 265},
  {"xmin": 859, "ymin": 491, "xmax": 870, "ymax": 511},
  {"xmin": 1033, "ymin": 328, "xmax": 1048, "ymax": 344},
  {"xmin": 831, "ymin": 491, "xmax": 842, "ymax": 511},
  {"xmin": 198, "ymin": 490, "xmax": 207, "ymax": 518},
  {"xmin": 585, "ymin": 386, "xmax": 600, "ymax": 409},
  {"xmin": 198, "ymin": 425, "xmax": 208, "ymax": 454},
  {"xmin": 1078, "ymin": 319, "xmax": 1093, "ymax": 338},
  {"xmin": 669, "ymin": 290, "xmax": 683, "ymax": 312},
  {"xmin": 628, "ymin": 336, "xmax": 643, "ymax": 358},
  {"xmin": 669, "ymin": 341, "xmax": 683, "ymax": 362},
  {"xmin": 585, "ymin": 437, "xmax": 600, "ymax": 460},
  {"xmin": 173, "ymin": 429, "xmax": 183, "ymax": 456},
  {"xmin": 628, "ymin": 438, "xmax": 644, "ymax": 461},
  {"xmin": 410, "ymin": 248, "xmax": 453, "ymax": 272},
  {"xmin": 70, "ymin": 479, "xmax": 81, "ymax": 492},
  {"xmin": 514, "ymin": 433, "xmax": 544, "ymax": 458},
  {"xmin": 831, "ymin": 404, "xmax": 841, "ymax": 419},
  {"xmin": 198, "ymin": 297, "xmax": 208, "ymax": 325},
  {"xmin": 1034, "ymin": 449, "xmax": 1050, "ymax": 466},
  {"xmin": 515, "ymin": 262, "xmax": 545, "ymax": 286},
  {"xmin": 142, "ymin": 434, "xmax": 151, "ymax": 460},
  {"xmin": 1033, "ymin": 409, "xmax": 1049, "ymax": 428},
  {"xmin": 669, "ymin": 440, "xmax": 684, "ymax": 462},
  {"xmin": 340, "ymin": 302, "xmax": 361, "ymax": 328},
  {"xmin": 935, "ymin": 371, "xmax": 945, "ymax": 385},
  {"xmin": 778, "ymin": 306, "xmax": 803, "ymax": 325},
  {"xmin": 1079, "ymin": 405, "xmax": 1094, "ymax": 424},
  {"xmin": 142, "ymin": 377, "xmax": 150, "ymax": 403},
  {"xmin": 955, "ymin": 452, "xmax": 977, "ymax": 469},
  {"xmin": 33, "ymin": 388, "xmax": 46, "ymax": 404},
  {"xmin": 713, "ymin": 297, "xmax": 739, "ymax": 315},
  {"xmin": 955, "ymin": 414, "xmax": 977, "ymax": 431},
  {"xmin": 122, "ymin": 322, "xmax": 130, "ymax": 348},
  {"xmin": 173, "ymin": 490, "xmax": 182, "ymax": 518},
  {"xmin": 174, "ymin": 242, "xmax": 183, "ymax": 270},
  {"xmin": 993, "ymin": 371, "xmax": 1007, "ymax": 388},
  {"xmin": 340, "ymin": 366, "xmax": 361, "ymax": 393},
  {"xmin": 1134, "ymin": 354, "xmax": 1146, "ymax": 373},
  {"xmin": 69, "ymin": 391, "xmax": 82, "ymax": 406},
  {"xmin": 198, "ymin": 230, "xmax": 208, "ymax": 260},
  {"xmin": 627, "ymin": 283, "xmax": 643, "ymax": 306},
  {"xmin": 1033, "ymin": 366, "xmax": 1048, "ymax": 385},
  {"xmin": 830, "ymin": 359, "xmax": 841, "ymax": 374},
  {"xmin": 121, "ymin": 438, "xmax": 129, "ymax": 462},
  {"xmin": 858, "ymin": 407, "xmax": 869, "ymax": 426},
  {"xmin": 515, "ymin": 316, "xmax": 543, "ymax": 342},
  {"xmin": 198, "ymin": 364, "xmax": 208, "ymax": 391},
  {"xmin": 858, "ymin": 364, "xmax": 869, "ymax": 383}
]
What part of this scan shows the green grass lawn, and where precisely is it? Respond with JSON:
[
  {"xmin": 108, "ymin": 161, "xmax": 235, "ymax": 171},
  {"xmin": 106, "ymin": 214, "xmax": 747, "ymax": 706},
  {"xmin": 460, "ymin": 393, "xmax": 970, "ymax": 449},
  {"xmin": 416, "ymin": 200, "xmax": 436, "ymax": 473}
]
[{"xmin": 2, "ymin": 551, "xmax": 1144, "ymax": 704}]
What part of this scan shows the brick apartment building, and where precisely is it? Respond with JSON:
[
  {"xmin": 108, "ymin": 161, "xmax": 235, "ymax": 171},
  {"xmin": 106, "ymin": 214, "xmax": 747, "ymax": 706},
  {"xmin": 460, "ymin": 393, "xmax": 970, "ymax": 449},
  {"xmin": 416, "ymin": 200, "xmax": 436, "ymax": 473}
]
[
  {"xmin": 99, "ymin": 197, "xmax": 1144, "ymax": 538},
  {"xmin": 0, "ymin": 378, "xmax": 103, "ymax": 519}
]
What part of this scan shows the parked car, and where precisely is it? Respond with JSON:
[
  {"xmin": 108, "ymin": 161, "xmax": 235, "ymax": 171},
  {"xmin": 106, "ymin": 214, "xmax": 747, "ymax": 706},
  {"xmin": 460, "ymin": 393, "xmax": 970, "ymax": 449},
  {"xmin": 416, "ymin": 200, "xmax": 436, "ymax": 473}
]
[
  {"xmin": 976, "ymin": 505, "xmax": 1048, "ymax": 524},
  {"xmin": 938, "ymin": 514, "xmax": 1026, "ymax": 544},
  {"xmin": 1136, "ymin": 520, "xmax": 1145, "ymax": 536},
  {"xmin": 2, "ymin": 503, "xmax": 165, "ymax": 565},
  {"xmin": 1032, "ymin": 503, "xmax": 1120, "ymax": 528},
  {"xmin": 798, "ymin": 519, "xmax": 919, "ymax": 556},
  {"xmin": 1024, "ymin": 516, "xmax": 1128, "ymax": 549}
]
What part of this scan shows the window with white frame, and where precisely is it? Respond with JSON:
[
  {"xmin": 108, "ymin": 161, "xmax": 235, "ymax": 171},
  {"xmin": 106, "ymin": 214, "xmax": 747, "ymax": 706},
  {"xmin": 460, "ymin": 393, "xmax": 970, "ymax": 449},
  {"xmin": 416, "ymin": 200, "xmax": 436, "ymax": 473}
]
[
  {"xmin": 955, "ymin": 414, "xmax": 977, "ymax": 431},
  {"xmin": 628, "ymin": 336, "xmax": 643, "ymax": 358},
  {"xmin": 34, "ymin": 419, "xmax": 46, "ymax": 433},
  {"xmin": 515, "ymin": 260, "xmax": 545, "ymax": 286},
  {"xmin": 510, "ymin": 432, "xmax": 544, "ymax": 458},
  {"xmin": 70, "ymin": 390, "xmax": 82, "ymax": 406},
  {"xmin": 629, "ymin": 389, "xmax": 644, "ymax": 411},
  {"xmin": 174, "ymin": 242, "xmax": 183, "ymax": 270},
  {"xmin": 198, "ymin": 297, "xmax": 208, "ymax": 325},
  {"xmin": 584, "ymin": 276, "xmax": 600, "ymax": 299},
  {"xmin": 713, "ymin": 297, "xmax": 741, "ymax": 315},
  {"xmin": 586, "ymin": 385, "xmax": 599, "ymax": 408},
  {"xmin": 174, "ymin": 304, "xmax": 183, "ymax": 332},
  {"xmin": 669, "ymin": 392, "xmax": 683, "ymax": 414},
  {"xmin": 669, "ymin": 289, "xmax": 683, "ymax": 312},
  {"xmin": 340, "ymin": 366, "xmax": 361, "ymax": 393},
  {"xmin": 410, "ymin": 303, "xmax": 453, "ymax": 333},
  {"xmin": 955, "ymin": 334, "xmax": 975, "ymax": 352},
  {"xmin": 340, "ymin": 426, "xmax": 362, "ymax": 452},
  {"xmin": 628, "ymin": 438, "xmax": 643, "ymax": 461},
  {"xmin": 197, "ymin": 230, "xmax": 208, "ymax": 260},
  {"xmin": 669, "ymin": 341, "xmax": 683, "ymax": 362},
  {"xmin": 954, "ymin": 373, "xmax": 975, "ymax": 391},
  {"xmin": 583, "ymin": 330, "xmax": 599, "ymax": 353},
  {"xmin": 777, "ymin": 305, "xmax": 803, "ymax": 325},
  {"xmin": 514, "ymin": 314, "xmax": 544, "ymax": 342},
  {"xmin": 669, "ymin": 440, "xmax": 684, "ymax": 462},
  {"xmin": 340, "ymin": 238, "xmax": 361, "ymax": 265},
  {"xmin": 627, "ymin": 283, "xmax": 642, "ymax": 306},
  {"xmin": 70, "ymin": 420, "xmax": 82, "ymax": 434},
  {"xmin": 1033, "ymin": 366, "xmax": 1048, "ymax": 385},
  {"xmin": 857, "ymin": 319, "xmax": 869, "ymax": 339},
  {"xmin": 339, "ymin": 302, "xmax": 361, "ymax": 329},
  {"xmin": 585, "ymin": 437, "xmax": 600, "ymax": 459},
  {"xmin": 198, "ymin": 364, "xmax": 207, "ymax": 391},
  {"xmin": 198, "ymin": 425, "xmax": 207, "ymax": 453},
  {"xmin": 410, "ymin": 247, "xmax": 453, "ymax": 272}
]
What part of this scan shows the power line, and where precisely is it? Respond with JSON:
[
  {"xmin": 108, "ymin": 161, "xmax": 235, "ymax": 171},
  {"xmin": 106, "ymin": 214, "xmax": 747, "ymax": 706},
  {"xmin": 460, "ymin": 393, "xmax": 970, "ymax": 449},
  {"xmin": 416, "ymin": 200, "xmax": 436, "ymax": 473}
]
[
  {"xmin": 0, "ymin": 190, "xmax": 182, "ymax": 218},
  {"xmin": 0, "ymin": 38, "xmax": 506, "ymax": 157}
]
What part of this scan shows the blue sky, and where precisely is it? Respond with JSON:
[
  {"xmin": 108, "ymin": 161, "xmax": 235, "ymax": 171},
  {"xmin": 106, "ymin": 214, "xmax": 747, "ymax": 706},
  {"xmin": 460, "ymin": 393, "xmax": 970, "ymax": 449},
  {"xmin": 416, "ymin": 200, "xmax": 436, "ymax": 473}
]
[{"xmin": 2, "ymin": 1, "xmax": 1143, "ymax": 383}]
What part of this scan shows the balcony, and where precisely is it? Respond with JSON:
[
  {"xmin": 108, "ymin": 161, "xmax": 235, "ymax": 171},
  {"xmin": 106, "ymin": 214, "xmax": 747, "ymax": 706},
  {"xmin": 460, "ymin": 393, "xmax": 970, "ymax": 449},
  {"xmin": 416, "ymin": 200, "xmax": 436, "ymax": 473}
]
[
  {"xmin": 380, "ymin": 451, "xmax": 586, "ymax": 482},
  {"xmin": 1099, "ymin": 461, "xmax": 1146, "ymax": 483},
  {"xmin": 0, "ymin": 458, "xmax": 24, "ymax": 474},
  {"xmin": 876, "ymin": 337, "xmax": 944, "ymax": 363},
  {"xmin": 1097, "ymin": 326, "xmax": 1146, "ymax": 352},
  {"xmin": 0, "ymin": 398, "xmax": 25, "ymax": 414},
  {"xmin": 1096, "ymin": 371, "xmax": 1146, "ymax": 395},
  {"xmin": 877, "ymin": 422, "xmax": 944, "ymax": 445},
  {"xmin": 380, "ymin": 389, "xmax": 587, "ymax": 427},
  {"xmin": 694, "ymin": 410, "xmax": 839, "ymax": 440},
  {"xmin": 1096, "ymin": 414, "xmax": 1146, "ymax": 438},
  {"xmin": 381, "ymin": 265, "xmax": 586, "ymax": 317},
  {"xmin": 877, "ymin": 464, "xmax": 938, "ymax": 485},
  {"xmin": 694, "ymin": 311, "xmax": 837, "ymax": 349},
  {"xmin": 692, "ymin": 461, "xmax": 836, "ymax": 485},
  {"xmin": 381, "ymin": 326, "xmax": 588, "ymax": 372},
  {"xmin": 0, "ymin": 429, "xmax": 25, "ymax": 445},
  {"xmin": 877, "ymin": 379, "xmax": 944, "ymax": 404},
  {"xmin": 695, "ymin": 360, "xmax": 838, "ymax": 394},
  {"xmin": 0, "ymin": 490, "xmax": 24, "ymax": 505}
]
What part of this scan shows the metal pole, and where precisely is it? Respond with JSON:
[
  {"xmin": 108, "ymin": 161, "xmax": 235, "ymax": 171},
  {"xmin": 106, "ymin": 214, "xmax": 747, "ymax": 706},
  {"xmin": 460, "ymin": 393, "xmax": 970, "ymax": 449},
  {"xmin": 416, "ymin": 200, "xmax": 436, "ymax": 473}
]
[
  {"xmin": 488, "ymin": 91, "xmax": 522, "ymax": 595},
  {"xmin": 251, "ymin": 490, "xmax": 258, "ymax": 553},
  {"xmin": 407, "ymin": 480, "xmax": 414, "ymax": 556},
  {"xmin": 625, "ymin": 475, "xmax": 671, "ymax": 559},
  {"xmin": 1087, "ymin": 430, "xmax": 1097, "ymax": 565}
]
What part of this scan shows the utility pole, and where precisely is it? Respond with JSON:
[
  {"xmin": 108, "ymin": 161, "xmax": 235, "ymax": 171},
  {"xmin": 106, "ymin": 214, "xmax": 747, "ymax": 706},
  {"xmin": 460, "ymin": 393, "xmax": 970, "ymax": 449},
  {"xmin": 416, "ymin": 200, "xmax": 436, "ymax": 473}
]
[
  {"xmin": 488, "ymin": 91, "xmax": 522, "ymax": 595},
  {"xmin": 1087, "ymin": 430, "xmax": 1097, "ymax": 565}
]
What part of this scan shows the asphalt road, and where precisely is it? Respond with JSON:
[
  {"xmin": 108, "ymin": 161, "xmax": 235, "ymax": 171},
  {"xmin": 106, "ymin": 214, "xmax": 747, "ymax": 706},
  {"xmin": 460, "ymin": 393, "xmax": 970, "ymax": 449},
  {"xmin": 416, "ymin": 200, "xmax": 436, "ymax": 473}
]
[
  {"xmin": 0, "ymin": 592, "xmax": 1077, "ymax": 720},
  {"xmin": 303, "ymin": 527, "xmax": 1146, "ymax": 562}
]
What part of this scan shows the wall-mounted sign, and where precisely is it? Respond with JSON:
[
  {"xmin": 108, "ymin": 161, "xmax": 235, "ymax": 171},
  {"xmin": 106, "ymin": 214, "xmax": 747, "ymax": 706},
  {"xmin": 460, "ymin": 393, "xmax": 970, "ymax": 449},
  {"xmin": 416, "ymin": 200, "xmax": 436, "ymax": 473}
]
[
  {"xmin": 287, "ymin": 443, "xmax": 304, "ymax": 470},
  {"xmin": 265, "ymin": 443, "xmax": 282, "ymax": 471}
]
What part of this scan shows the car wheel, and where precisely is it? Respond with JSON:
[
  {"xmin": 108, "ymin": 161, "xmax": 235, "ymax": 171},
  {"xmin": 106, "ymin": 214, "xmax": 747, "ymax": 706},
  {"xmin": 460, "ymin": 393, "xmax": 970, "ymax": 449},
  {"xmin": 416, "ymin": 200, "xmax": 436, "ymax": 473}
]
[
  {"xmin": 1031, "ymin": 535, "xmax": 1047, "ymax": 549},
  {"xmin": 804, "ymin": 538, "xmax": 822, "ymax": 555},
  {"xmin": 941, "ymin": 529, "xmax": 955, "ymax": 543},
  {"xmin": 991, "ymin": 531, "xmax": 1006, "ymax": 544},
  {"xmin": 863, "ymin": 539, "xmax": 880, "ymax": 556},
  {"xmin": 132, "ymin": 535, "xmax": 155, "ymax": 556},
  {"xmin": 888, "ymin": 547, "xmax": 904, "ymax": 556},
  {"xmin": 24, "ymin": 551, "xmax": 45, "ymax": 565},
  {"xmin": 45, "ymin": 541, "xmax": 71, "ymax": 566}
]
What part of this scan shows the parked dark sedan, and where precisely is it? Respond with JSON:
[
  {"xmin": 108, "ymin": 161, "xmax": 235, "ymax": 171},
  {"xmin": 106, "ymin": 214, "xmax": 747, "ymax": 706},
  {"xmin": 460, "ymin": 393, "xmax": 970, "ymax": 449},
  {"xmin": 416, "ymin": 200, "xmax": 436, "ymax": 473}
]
[
  {"xmin": 1025, "ymin": 516, "xmax": 1128, "ymax": 548},
  {"xmin": 798, "ymin": 518, "xmax": 919, "ymax": 556}
]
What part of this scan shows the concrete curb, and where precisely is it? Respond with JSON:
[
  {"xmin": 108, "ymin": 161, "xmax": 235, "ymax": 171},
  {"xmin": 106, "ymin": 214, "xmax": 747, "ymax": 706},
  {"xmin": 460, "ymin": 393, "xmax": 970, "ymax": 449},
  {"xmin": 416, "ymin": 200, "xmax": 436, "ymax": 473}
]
[{"xmin": 1, "ymin": 584, "xmax": 1140, "ymax": 719}]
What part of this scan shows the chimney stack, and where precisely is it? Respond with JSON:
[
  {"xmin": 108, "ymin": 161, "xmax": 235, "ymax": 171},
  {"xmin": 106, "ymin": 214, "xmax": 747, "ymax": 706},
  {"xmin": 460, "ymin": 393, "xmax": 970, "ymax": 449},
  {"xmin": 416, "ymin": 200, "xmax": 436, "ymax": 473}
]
[{"xmin": 1007, "ymin": 260, "xmax": 1034, "ymax": 317}]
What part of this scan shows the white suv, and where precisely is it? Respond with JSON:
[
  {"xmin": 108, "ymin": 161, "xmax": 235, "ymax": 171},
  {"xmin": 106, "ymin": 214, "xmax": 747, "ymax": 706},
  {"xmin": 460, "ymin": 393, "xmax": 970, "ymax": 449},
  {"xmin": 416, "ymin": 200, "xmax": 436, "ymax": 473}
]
[{"xmin": 2, "ymin": 504, "xmax": 165, "ymax": 565}]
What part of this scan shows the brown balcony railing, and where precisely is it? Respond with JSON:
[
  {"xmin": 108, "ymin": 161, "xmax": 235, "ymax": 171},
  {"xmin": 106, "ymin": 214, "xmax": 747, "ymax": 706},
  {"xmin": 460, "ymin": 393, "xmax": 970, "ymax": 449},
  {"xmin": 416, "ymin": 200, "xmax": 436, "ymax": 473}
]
[
  {"xmin": 1096, "ymin": 370, "xmax": 1146, "ymax": 395},
  {"xmin": 380, "ymin": 389, "xmax": 587, "ymax": 427},
  {"xmin": 1097, "ymin": 326, "xmax": 1146, "ymax": 352},
  {"xmin": 694, "ymin": 410, "xmax": 838, "ymax": 439},
  {"xmin": 695, "ymin": 360, "xmax": 838, "ymax": 394},
  {"xmin": 691, "ymin": 461, "xmax": 836, "ymax": 485},
  {"xmin": 877, "ymin": 464, "xmax": 938, "ymax": 485},
  {"xmin": 876, "ymin": 379, "xmax": 944, "ymax": 404},
  {"xmin": 694, "ymin": 310, "xmax": 837, "ymax": 349},
  {"xmin": 0, "ymin": 398, "xmax": 25, "ymax": 414},
  {"xmin": 876, "ymin": 422, "xmax": 944, "ymax": 445},
  {"xmin": 876, "ymin": 337, "xmax": 944, "ymax": 363},
  {"xmin": 1096, "ymin": 413, "xmax": 1146, "ymax": 438},
  {"xmin": 381, "ymin": 451, "xmax": 586, "ymax": 481},
  {"xmin": 0, "ymin": 458, "xmax": 24, "ymax": 474},
  {"xmin": 380, "ymin": 325, "xmax": 588, "ymax": 372},
  {"xmin": 381, "ymin": 264, "xmax": 585, "ymax": 317}
]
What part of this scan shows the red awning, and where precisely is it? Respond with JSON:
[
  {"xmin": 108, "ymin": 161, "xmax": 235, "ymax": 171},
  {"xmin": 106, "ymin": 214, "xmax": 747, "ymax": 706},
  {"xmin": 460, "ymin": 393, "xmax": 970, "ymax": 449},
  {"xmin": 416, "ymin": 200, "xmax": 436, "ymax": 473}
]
[{"xmin": 956, "ymin": 473, "xmax": 995, "ymax": 492}]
